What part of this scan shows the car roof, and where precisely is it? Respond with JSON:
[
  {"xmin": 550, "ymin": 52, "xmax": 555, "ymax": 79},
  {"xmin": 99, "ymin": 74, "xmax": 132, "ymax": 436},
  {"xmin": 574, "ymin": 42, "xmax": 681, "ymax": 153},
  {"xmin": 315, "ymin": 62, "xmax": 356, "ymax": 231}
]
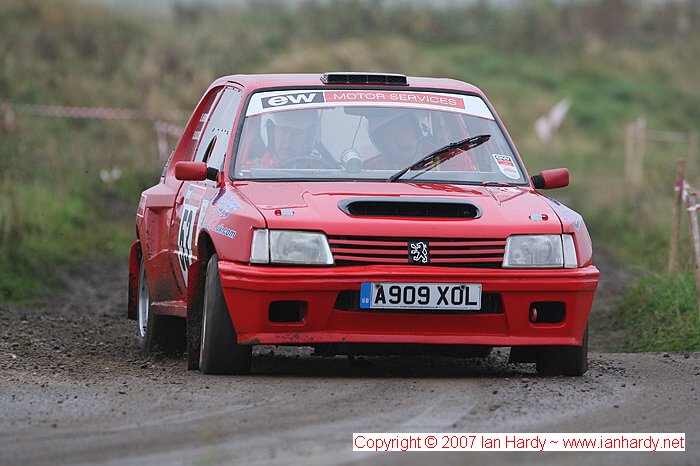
[{"xmin": 208, "ymin": 73, "xmax": 486, "ymax": 97}]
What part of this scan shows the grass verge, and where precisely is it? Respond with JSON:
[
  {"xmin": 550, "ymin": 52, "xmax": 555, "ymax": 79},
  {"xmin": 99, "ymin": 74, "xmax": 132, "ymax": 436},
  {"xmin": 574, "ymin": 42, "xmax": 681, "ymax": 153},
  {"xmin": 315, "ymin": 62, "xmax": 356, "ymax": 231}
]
[
  {"xmin": 610, "ymin": 271, "xmax": 700, "ymax": 352},
  {"xmin": 0, "ymin": 181, "xmax": 135, "ymax": 304}
]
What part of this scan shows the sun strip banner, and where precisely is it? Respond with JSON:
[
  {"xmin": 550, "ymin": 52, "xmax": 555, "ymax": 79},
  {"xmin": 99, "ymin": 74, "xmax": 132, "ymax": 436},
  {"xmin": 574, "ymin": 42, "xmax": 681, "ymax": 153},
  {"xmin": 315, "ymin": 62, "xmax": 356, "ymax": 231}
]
[{"xmin": 245, "ymin": 90, "xmax": 495, "ymax": 120}]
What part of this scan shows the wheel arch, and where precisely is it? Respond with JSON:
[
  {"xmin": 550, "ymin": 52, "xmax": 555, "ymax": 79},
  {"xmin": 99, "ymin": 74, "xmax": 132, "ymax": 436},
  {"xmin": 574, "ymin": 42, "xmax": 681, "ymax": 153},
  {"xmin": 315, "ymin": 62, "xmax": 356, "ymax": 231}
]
[
  {"xmin": 127, "ymin": 240, "xmax": 142, "ymax": 320},
  {"xmin": 185, "ymin": 231, "xmax": 218, "ymax": 370}
]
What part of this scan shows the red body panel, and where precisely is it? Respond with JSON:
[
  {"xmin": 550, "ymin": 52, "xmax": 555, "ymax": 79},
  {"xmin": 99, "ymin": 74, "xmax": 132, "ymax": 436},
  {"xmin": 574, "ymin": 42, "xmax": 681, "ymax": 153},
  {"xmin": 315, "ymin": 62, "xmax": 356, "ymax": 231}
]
[
  {"xmin": 131, "ymin": 72, "xmax": 599, "ymax": 351},
  {"xmin": 218, "ymin": 262, "xmax": 597, "ymax": 346}
]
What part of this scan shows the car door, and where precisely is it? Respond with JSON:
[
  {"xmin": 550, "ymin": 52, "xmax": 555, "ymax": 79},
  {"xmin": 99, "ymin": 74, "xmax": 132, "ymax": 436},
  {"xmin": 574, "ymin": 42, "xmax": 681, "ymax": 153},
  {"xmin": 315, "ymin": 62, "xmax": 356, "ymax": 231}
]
[
  {"xmin": 138, "ymin": 87, "xmax": 220, "ymax": 304},
  {"xmin": 169, "ymin": 86, "xmax": 243, "ymax": 297}
]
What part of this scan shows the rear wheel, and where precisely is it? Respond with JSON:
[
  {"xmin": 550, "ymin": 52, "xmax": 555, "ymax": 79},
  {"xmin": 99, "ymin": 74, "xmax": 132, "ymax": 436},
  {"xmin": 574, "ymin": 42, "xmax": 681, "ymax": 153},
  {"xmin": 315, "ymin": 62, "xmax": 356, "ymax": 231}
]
[
  {"xmin": 199, "ymin": 254, "xmax": 252, "ymax": 375},
  {"xmin": 137, "ymin": 256, "xmax": 185, "ymax": 354},
  {"xmin": 536, "ymin": 327, "xmax": 588, "ymax": 376}
]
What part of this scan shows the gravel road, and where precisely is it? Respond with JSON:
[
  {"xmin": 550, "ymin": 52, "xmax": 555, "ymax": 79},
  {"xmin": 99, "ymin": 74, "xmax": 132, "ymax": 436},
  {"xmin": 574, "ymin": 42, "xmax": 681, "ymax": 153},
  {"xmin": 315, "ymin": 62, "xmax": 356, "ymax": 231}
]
[{"xmin": 1, "ymin": 257, "xmax": 698, "ymax": 466}]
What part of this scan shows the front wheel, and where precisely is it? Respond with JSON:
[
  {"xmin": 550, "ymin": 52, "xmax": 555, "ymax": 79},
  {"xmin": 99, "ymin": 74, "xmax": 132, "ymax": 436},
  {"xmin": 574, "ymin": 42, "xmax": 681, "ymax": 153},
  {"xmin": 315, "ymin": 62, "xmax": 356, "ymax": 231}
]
[
  {"xmin": 536, "ymin": 327, "xmax": 588, "ymax": 376},
  {"xmin": 199, "ymin": 254, "xmax": 252, "ymax": 375}
]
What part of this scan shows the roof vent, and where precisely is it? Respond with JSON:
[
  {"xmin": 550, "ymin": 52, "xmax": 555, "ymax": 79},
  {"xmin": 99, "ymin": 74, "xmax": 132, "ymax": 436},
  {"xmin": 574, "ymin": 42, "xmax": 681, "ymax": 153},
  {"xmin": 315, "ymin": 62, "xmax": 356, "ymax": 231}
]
[
  {"xmin": 321, "ymin": 72, "xmax": 408, "ymax": 86},
  {"xmin": 338, "ymin": 197, "xmax": 481, "ymax": 219}
]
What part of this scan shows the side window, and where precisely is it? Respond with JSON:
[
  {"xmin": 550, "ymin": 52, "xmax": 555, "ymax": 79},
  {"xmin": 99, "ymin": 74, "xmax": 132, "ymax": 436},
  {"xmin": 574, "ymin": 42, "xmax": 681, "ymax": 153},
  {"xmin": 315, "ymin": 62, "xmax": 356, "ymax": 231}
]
[
  {"xmin": 194, "ymin": 87, "xmax": 242, "ymax": 171},
  {"xmin": 182, "ymin": 90, "xmax": 220, "ymax": 162}
]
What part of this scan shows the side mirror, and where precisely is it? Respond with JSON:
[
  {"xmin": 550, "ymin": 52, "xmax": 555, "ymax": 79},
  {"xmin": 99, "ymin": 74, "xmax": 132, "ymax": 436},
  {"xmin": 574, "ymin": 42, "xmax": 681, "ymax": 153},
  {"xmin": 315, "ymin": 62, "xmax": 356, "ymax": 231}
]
[
  {"xmin": 531, "ymin": 168, "xmax": 569, "ymax": 189},
  {"xmin": 175, "ymin": 161, "xmax": 207, "ymax": 181},
  {"xmin": 175, "ymin": 161, "xmax": 220, "ymax": 183}
]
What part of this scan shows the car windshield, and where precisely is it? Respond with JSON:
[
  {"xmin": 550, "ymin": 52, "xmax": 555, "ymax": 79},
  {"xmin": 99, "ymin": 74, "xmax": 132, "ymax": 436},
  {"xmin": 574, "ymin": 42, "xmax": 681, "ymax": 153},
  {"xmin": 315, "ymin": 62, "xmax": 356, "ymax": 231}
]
[{"xmin": 232, "ymin": 89, "xmax": 526, "ymax": 185}]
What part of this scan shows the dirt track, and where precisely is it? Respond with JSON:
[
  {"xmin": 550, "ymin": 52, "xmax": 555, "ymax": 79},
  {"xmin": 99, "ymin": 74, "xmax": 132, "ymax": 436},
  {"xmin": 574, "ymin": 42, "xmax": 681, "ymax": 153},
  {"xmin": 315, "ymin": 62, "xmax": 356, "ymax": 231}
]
[{"xmin": 1, "ymin": 257, "xmax": 699, "ymax": 465}]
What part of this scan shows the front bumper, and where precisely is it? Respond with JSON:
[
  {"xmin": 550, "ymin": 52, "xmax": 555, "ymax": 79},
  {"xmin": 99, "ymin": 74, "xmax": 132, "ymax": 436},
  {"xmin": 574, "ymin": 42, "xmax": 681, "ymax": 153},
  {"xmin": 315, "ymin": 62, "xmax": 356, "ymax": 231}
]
[{"xmin": 218, "ymin": 261, "xmax": 599, "ymax": 347}]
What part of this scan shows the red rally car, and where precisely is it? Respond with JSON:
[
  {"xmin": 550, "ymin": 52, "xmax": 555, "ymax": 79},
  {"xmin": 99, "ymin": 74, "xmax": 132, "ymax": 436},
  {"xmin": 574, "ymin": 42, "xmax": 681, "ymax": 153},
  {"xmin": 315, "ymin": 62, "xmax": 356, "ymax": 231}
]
[{"xmin": 128, "ymin": 72, "xmax": 598, "ymax": 376}]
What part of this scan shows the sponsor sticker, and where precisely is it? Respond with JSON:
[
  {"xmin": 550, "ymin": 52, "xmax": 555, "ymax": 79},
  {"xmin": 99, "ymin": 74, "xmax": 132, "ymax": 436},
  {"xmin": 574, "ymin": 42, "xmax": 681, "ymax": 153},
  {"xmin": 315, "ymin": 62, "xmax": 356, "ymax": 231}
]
[
  {"xmin": 262, "ymin": 92, "xmax": 325, "ymax": 109},
  {"xmin": 213, "ymin": 224, "xmax": 237, "ymax": 239},
  {"xmin": 492, "ymin": 154, "xmax": 520, "ymax": 180},
  {"xmin": 136, "ymin": 194, "xmax": 147, "ymax": 218},
  {"xmin": 214, "ymin": 194, "xmax": 242, "ymax": 218},
  {"xmin": 324, "ymin": 91, "xmax": 465, "ymax": 110},
  {"xmin": 203, "ymin": 192, "xmax": 243, "ymax": 232},
  {"xmin": 544, "ymin": 197, "xmax": 582, "ymax": 230}
]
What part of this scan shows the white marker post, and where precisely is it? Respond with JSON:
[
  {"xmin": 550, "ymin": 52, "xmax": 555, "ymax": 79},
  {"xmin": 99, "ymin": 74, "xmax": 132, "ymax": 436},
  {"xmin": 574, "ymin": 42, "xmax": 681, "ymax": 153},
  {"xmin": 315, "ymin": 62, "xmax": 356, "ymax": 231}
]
[{"xmin": 686, "ymin": 191, "xmax": 700, "ymax": 313}]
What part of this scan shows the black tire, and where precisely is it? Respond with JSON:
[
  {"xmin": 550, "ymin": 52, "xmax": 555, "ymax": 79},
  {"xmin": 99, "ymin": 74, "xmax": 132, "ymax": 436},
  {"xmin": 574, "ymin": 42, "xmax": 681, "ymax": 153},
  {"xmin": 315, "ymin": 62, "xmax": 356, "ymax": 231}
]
[
  {"xmin": 136, "ymin": 256, "xmax": 185, "ymax": 354},
  {"xmin": 536, "ymin": 326, "xmax": 588, "ymax": 376},
  {"xmin": 199, "ymin": 254, "xmax": 252, "ymax": 375}
]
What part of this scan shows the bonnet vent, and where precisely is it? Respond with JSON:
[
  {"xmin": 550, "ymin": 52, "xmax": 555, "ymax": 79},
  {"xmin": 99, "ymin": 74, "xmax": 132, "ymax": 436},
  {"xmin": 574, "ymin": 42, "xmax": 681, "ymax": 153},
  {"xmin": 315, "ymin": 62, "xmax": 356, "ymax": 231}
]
[{"xmin": 338, "ymin": 198, "xmax": 481, "ymax": 219}]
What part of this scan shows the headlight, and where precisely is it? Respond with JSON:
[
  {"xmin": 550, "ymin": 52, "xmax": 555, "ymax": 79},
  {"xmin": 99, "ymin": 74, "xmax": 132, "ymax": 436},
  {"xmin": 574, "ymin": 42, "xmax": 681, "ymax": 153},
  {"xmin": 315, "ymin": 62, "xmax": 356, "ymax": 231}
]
[
  {"xmin": 503, "ymin": 234, "xmax": 578, "ymax": 268},
  {"xmin": 562, "ymin": 234, "xmax": 578, "ymax": 268},
  {"xmin": 250, "ymin": 229, "xmax": 334, "ymax": 265}
]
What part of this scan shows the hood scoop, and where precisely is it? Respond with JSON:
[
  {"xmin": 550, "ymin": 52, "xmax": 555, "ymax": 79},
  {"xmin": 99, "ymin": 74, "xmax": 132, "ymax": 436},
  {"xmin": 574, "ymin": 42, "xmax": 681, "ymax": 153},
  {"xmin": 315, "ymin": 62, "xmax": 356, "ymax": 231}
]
[{"xmin": 338, "ymin": 197, "xmax": 481, "ymax": 219}]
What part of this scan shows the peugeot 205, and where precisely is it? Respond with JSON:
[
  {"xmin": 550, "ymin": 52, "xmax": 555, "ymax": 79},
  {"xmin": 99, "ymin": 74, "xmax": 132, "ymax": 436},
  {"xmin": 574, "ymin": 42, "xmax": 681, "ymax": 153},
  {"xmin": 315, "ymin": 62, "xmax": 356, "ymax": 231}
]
[{"xmin": 128, "ymin": 72, "xmax": 598, "ymax": 376}]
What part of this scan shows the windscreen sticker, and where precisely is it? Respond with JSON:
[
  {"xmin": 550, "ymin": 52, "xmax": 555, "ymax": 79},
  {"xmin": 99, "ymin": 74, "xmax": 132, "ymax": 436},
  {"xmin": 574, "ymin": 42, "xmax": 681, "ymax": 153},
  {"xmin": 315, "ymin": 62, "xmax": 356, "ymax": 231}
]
[
  {"xmin": 324, "ymin": 91, "xmax": 464, "ymax": 110},
  {"xmin": 492, "ymin": 154, "xmax": 520, "ymax": 179},
  {"xmin": 246, "ymin": 90, "xmax": 495, "ymax": 119},
  {"xmin": 262, "ymin": 92, "xmax": 325, "ymax": 109}
]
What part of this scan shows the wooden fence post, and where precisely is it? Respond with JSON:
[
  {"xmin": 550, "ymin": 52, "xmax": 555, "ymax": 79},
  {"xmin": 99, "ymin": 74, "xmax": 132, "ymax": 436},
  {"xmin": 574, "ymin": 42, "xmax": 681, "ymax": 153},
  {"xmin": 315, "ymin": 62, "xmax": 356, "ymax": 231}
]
[
  {"xmin": 625, "ymin": 122, "xmax": 636, "ymax": 200},
  {"xmin": 689, "ymin": 130, "xmax": 699, "ymax": 177},
  {"xmin": 669, "ymin": 159, "xmax": 686, "ymax": 273},
  {"xmin": 631, "ymin": 118, "xmax": 647, "ymax": 223},
  {"xmin": 686, "ymin": 192, "xmax": 700, "ymax": 311},
  {"xmin": 2, "ymin": 103, "xmax": 15, "ymax": 132},
  {"xmin": 634, "ymin": 118, "xmax": 646, "ymax": 189}
]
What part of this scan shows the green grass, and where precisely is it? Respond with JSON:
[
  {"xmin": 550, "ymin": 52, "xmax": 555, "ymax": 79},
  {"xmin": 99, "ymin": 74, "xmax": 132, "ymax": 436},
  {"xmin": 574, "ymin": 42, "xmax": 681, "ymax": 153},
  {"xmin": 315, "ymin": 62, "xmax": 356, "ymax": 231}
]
[
  {"xmin": 0, "ymin": 181, "xmax": 134, "ymax": 303},
  {"xmin": 611, "ymin": 272, "xmax": 700, "ymax": 352}
]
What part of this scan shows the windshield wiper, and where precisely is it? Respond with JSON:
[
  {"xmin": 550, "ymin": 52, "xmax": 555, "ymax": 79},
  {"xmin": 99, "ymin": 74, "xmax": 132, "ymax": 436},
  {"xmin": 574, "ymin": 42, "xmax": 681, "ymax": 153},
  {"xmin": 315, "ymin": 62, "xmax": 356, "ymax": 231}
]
[
  {"xmin": 481, "ymin": 181, "xmax": 511, "ymax": 187},
  {"xmin": 387, "ymin": 134, "xmax": 490, "ymax": 182}
]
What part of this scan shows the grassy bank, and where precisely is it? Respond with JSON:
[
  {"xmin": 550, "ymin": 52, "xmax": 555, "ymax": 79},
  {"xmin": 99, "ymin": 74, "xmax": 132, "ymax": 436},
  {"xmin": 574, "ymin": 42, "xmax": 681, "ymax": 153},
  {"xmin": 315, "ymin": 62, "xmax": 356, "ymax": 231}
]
[
  {"xmin": 1, "ymin": 0, "xmax": 699, "ymax": 350},
  {"xmin": 611, "ymin": 271, "xmax": 700, "ymax": 351}
]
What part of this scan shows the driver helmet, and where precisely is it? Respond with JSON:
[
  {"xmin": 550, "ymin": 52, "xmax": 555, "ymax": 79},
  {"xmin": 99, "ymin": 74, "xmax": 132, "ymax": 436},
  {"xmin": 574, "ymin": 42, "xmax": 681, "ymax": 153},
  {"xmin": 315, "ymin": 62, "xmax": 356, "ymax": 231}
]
[
  {"xmin": 367, "ymin": 110, "xmax": 422, "ymax": 162},
  {"xmin": 260, "ymin": 109, "xmax": 320, "ymax": 157}
]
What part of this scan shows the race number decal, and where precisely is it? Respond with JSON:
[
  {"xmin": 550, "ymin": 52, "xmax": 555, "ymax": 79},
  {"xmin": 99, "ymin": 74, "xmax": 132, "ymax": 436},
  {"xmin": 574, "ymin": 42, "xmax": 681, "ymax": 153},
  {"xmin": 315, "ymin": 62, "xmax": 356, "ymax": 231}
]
[
  {"xmin": 176, "ymin": 184, "xmax": 205, "ymax": 283},
  {"xmin": 177, "ymin": 204, "xmax": 198, "ymax": 283},
  {"xmin": 194, "ymin": 199, "xmax": 209, "ymax": 246}
]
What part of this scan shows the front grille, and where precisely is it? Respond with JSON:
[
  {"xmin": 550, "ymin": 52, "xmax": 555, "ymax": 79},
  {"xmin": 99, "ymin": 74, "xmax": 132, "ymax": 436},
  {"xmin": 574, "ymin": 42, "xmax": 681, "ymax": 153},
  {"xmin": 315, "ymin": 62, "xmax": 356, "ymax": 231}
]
[
  {"xmin": 334, "ymin": 290, "xmax": 503, "ymax": 314},
  {"xmin": 328, "ymin": 236, "xmax": 506, "ymax": 268}
]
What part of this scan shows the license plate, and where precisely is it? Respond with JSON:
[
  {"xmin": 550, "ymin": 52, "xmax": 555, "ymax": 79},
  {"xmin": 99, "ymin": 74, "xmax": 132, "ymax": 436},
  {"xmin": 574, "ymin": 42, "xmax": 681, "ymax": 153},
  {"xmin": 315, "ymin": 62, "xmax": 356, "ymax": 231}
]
[{"xmin": 360, "ymin": 282, "xmax": 482, "ymax": 310}]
